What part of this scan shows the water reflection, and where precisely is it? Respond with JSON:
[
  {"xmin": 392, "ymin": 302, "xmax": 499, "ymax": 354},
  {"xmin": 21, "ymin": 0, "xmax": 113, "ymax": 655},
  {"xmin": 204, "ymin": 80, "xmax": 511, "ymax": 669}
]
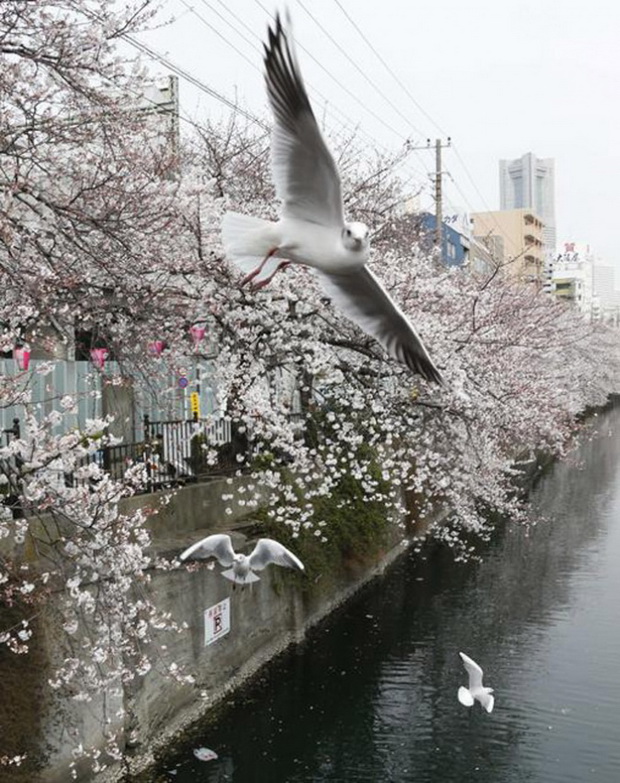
[{"xmin": 149, "ymin": 408, "xmax": 620, "ymax": 783}]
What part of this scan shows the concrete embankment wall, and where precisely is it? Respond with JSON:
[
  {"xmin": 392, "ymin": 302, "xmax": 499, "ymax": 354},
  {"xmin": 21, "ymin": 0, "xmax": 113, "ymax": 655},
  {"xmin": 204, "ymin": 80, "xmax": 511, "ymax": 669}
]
[{"xmin": 8, "ymin": 477, "xmax": 419, "ymax": 783}]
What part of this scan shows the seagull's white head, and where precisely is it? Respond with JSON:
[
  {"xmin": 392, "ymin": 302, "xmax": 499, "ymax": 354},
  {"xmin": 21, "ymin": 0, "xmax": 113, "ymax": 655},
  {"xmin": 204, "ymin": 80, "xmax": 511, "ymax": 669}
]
[{"xmin": 342, "ymin": 221, "xmax": 370, "ymax": 253}]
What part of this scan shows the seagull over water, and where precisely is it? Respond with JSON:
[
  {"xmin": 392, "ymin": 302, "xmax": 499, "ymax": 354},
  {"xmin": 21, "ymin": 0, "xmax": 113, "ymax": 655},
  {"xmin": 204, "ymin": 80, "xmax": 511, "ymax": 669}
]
[
  {"xmin": 179, "ymin": 533, "xmax": 304, "ymax": 585},
  {"xmin": 458, "ymin": 651, "xmax": 495, "ymax": 713},
  {"xmin": 221, "ymin": 12, "xmax": 442, "ymax": 384}
]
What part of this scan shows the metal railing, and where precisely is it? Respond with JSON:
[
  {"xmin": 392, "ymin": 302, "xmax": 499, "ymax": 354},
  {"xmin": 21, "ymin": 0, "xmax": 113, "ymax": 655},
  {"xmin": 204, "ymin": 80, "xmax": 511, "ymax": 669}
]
[
  {"xmin": 1, "ymin": 418, "xmax": 23, "ymax": 518},
  {"xmin": 71, "ymin": 415, "xmax": 245, "ymax": 493},
  {"xmin": 1, "ymin": 414, "xmax": 249, "ymax": 503},
  {"xmin": 1, "ymin": 412, "xmax": 303, "ymax": 501}
]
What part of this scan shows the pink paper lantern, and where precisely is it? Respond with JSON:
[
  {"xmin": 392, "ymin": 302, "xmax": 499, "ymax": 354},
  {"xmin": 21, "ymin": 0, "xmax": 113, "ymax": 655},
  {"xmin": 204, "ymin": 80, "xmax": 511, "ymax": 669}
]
[
  {"xmin": 14, "ymin": 346, "xmax": 30, "ymax": 371},
  {"xmin": 148, "ymin": 340, "xmax": 166, "ymax": 356},
  {"xmin": 189, "ymin": 325, "xmax": 206, "ymax": 345},
  {"xmin": 90, "ymin": 347, "xmax": 108, "ymax": 370}
]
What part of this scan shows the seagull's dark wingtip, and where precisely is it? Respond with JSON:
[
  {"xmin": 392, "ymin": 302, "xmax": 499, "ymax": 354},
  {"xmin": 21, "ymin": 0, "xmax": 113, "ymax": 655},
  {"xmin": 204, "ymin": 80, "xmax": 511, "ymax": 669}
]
[
  {"xmin": 262, "ymin": 8, "xmax": 313, "ymax": 127},
  {"xmin": 429, "ymin": 366, "xmax": 444, "ymax": 385},
  {"xmin": 402, "ymin": 345, "xmax": 443, "ymax": 385}
]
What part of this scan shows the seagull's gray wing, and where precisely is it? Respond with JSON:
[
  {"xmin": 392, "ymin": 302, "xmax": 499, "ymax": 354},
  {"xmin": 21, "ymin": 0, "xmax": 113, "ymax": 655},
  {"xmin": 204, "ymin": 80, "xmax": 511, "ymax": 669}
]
[
  {"xmin": 316, "ymin": 266, "xmax": 443, "ymax": 384},
  {"xmin": 248, "ymin": 538, "xmax": 305, "ymax": 572},
  {"xmin": 180, "ymin": 533, "xmax": 236, "ymax": 566},
  {"xmin": 264, "ymin": 13, "xmax": 344, "ymax": 227},
  {"xmin": 459, "ymin": 652, "xmax": 484, "ymax": 690}
]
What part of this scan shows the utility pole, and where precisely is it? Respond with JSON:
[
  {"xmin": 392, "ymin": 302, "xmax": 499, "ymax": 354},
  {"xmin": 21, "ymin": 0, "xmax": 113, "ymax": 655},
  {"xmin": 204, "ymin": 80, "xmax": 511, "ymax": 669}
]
[
  {"xmin": 410, "ymin": 137, "xmax": 451, "ymax": 251},
  {"xmin": 434, "ymin": 139, "xmax": 443, "ymax": 247}
]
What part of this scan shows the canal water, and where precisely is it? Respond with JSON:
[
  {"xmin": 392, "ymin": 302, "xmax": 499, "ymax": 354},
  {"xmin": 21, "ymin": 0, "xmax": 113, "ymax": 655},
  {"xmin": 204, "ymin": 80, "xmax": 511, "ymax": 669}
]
[{"xmin": 151, "ymin": 407, "xmax": 620, "ymax": 783}]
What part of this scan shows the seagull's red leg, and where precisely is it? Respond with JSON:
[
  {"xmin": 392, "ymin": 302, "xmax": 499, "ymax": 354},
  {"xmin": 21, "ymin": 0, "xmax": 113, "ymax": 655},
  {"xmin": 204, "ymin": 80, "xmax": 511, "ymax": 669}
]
[
  {"xmin": 241, "ymin": 246, "xmax": 279, "ymax": 286},
  {"xmin": 251, "ymin": 261, "xmax": 291, "ymax": 291}
]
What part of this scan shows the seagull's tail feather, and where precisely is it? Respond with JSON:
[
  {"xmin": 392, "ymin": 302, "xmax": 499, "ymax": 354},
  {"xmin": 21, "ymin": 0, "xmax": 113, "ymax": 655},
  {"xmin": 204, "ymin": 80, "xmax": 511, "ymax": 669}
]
[
  {"xmin": 482, "ymin": 693, "xmax": 494, "ymax": 713},
  {"xmin": 221, "ymin": 212, "xmax": 281, "ymax": 281},
  {"xmin": 221, "ymin": 568, "xmax": 261, "ymax": 585},
  {"xmin": 457, "ymin": 686, "xmax": 474, "ymax": 707}
]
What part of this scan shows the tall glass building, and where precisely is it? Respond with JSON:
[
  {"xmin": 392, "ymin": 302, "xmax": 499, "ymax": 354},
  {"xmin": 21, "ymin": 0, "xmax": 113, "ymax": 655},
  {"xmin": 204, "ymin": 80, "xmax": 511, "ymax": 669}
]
[{"xmin": 499, "ymin": 152, "xmax": 556, "ymax": 253}]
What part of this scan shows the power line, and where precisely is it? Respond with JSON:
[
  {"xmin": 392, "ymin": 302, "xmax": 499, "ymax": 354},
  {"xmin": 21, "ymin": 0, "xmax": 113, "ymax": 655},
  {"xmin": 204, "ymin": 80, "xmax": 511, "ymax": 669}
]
[
  {"xmin": 128, "ymin": 4, "xmax": 429, "ymax": 204},
  {"xmin": 196, "ymin": 0, "xmax": 262, "ymax": 55},
  {"xmin": 295, "ymin": 0, "xmax": 426, "ymax": 140},
  {"xmin": 211, "ymin": 0, "xmax": 265, "ymax": 45},
  {"xmin": 73, "ymin": 3, "xmax": 423, "ymax": 208},
  {"xmin": 444, "ymin": 169, "xmax": 478, "ymax": 216},
  {"xmin": 189, "ymin": 0, "xmax": 399, "ymax": 157},
  {"xmin": 80, "ymin": 4, "xmax": 267, "ymax": 129},
  {"xmin": 451, "ymin": 144, "xmax": 495, "ymax": 214},
  {"xmin": 252, "ymin": 0, "xmax": 411, "ymax": 144},
  {"xmin": 122, "ymin": 31, "xmax": 269, "ymax": 130},
  {"xmin": 282, "ymin": 1, "xmax": 435, "ymax": 184},
  {"xmin": 179, "ymin": 0, "xmax": 260, "ymax": 72},
  {"xmin": 331, "ymin": 0, "xmax": 507, "ymax": 238},
  {"xmin": 332, "ymin": 0, "xmax": 448, "ymax": 138}
]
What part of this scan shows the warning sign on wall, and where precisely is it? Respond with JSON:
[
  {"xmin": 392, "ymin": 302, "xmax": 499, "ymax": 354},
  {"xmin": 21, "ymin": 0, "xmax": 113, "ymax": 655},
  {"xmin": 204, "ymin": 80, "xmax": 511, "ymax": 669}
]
[{"xmin": 204, "ymin": 598, "xmax": 230, "ymax": 646}]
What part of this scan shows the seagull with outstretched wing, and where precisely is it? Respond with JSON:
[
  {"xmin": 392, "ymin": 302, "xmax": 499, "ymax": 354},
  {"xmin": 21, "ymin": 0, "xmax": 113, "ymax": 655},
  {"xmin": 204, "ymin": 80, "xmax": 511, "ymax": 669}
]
[
  {"xmin": 180, "ymin": 533, "xmax": 304, "ymax": 586},
  {"xmin": 221, "ymin": 12, "xmax": 442, "ymax": 384},
  {"xmin": 458, "ymin": 651, "xmax": 495, "ymax": 713}
]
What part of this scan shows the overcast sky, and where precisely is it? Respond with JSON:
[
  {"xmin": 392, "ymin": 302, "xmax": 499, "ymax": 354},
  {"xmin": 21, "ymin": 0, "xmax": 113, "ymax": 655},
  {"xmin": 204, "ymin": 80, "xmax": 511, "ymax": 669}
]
[{"xmin": 139, "ymin": 0, "xmax": 620, "ymax": 277}]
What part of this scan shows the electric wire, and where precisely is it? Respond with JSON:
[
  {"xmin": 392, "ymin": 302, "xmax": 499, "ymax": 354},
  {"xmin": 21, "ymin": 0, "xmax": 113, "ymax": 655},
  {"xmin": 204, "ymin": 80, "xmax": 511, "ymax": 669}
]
[
  {"xmin": 190, "ymin": 0, "xmax": 405, "ymax": 160},
  {"xmin": 295, "ymin": 0, "xmax": 426, "ymax": 139},
  {"xmin": 196, "ymin": 0, "xmax": 261, "ymax": 55},
  {"xmin": 331, "ymin": 0, "xmax": 510, "ymax": 241},
  {"xmin": 333, "ymin": 0, "xmax": 449, "ymax": 138},
  {"xmin": 121, "ymin": 31, "xmax": 269, "ymax": 130},
  {"xmin": 205, "ymin": 0, "xmax": 421, "ymax": 169},
  {"xmin": 128, "ymin": 3, "xmax": 430, "ymax": 206},
  {"xmin": 251, "ymin": 0, "xmax": 413, "ymax": 144},
  {"xmin": 179, "ymin": 0, "xmax": 259, "ymax": 73}
]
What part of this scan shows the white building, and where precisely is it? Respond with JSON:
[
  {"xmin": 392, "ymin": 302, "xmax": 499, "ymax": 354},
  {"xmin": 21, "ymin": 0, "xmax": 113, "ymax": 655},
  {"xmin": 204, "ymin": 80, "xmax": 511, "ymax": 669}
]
[
  {"xmin": 592, "ymin": 263, "xmax": 620, "ymax": 324},
  {"xmin": 500, "ymin": 152, "xmax": 556, "ymax": 253},
  {"xmin": 552, "ymin": 242, "xmax": 595, "ymax": 320}
]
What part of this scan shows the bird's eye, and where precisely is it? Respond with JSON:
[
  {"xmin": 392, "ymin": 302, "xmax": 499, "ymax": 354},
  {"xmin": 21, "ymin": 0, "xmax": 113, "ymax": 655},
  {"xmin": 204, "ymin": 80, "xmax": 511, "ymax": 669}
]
[{"xmin": 346, "ymin": 228, "xmax": 351, "ymax": 237}]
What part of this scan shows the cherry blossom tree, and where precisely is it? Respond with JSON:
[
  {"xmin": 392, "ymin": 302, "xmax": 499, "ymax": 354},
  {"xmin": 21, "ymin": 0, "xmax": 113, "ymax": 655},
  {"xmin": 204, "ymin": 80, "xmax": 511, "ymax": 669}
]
[
  {"xmin": 0, "ymin": 0, "xmax": 202, "ymax": 774},
  {"xmin": 194, "ymin": 119, "xmax": 619, "ymax": 552}
]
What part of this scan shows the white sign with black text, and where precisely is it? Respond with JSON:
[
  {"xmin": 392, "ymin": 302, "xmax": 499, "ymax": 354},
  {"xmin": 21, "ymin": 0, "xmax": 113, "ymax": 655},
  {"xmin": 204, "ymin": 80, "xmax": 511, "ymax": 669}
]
[{"xmin": 204, "ymin": 598, "xmax": 231, "ymax": 646}]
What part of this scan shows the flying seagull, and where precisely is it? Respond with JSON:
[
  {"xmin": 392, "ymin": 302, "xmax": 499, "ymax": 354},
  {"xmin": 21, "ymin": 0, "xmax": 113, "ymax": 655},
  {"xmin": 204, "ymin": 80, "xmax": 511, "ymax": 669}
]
[
  {"xmin": 221, "ymin": 12, "xmax": 442, "ymax": 384},
  {"xmin": 458, "ymin": 651, "xmax": 495, "ymax": 713},
  {"xmin": 179, "ymin": 533, "xmax": 304, "ymax": 585}
]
